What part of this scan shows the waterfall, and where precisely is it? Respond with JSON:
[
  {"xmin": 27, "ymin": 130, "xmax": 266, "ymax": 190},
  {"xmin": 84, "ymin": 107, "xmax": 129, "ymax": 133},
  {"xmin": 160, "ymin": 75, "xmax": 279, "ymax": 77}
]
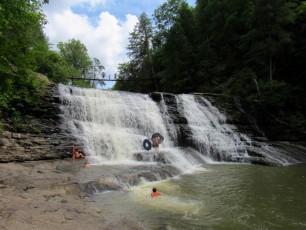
[
  {"xmin": 58, "ymin": 84, "xmax": 294, "ymax": 168},
  {"xmin": 177, "ymin": 94, "xmax": 251, "ymax": 161},
  {"xmin": 58, "ymin": 84, "xmax": 173, "ymax": 162}
]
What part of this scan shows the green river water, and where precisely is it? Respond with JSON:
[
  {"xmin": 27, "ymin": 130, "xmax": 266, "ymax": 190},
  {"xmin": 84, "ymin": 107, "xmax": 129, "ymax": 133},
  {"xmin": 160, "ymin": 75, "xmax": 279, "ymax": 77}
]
[{"xmin": 88, "ymin": 163, "xmax": 306, "ymax": 230}]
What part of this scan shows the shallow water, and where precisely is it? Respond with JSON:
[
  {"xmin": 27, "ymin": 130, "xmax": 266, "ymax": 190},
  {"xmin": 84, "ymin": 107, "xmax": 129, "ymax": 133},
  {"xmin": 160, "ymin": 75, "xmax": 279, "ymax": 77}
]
[{"xmin": 83, "ymin": 163, "xmax": 306, "ymax": 230}]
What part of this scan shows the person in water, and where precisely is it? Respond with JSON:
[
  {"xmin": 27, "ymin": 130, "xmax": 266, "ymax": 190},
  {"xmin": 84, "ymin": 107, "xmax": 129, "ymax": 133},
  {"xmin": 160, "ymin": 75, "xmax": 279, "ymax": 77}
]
[
  {"xmin": 83, "ymin": 162, "xmax": 91, "ymax": 168},
  {"xmin": 151, "ymin": 187, "xmax": 161, "ymax": 198}
]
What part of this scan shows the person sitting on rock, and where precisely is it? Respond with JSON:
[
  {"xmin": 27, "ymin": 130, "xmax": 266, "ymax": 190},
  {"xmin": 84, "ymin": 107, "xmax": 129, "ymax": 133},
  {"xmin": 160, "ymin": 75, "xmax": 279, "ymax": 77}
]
[
  {"xmin": 72, "ymin": 149, "xmax": 84, "ymax": 162},
  {"xmin": 151, "ymin": 187, "xmax": 161, "ymax": 198}
]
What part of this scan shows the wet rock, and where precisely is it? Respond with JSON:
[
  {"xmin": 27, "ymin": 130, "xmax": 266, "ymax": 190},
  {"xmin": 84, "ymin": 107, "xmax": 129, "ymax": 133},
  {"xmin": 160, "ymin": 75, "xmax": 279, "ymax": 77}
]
[
  {"xmin": 95, "ymin": 178, "xmax": 121, "ymax": 190},
  {"xmin": 0, "ymin": 84, "xmax": 76, "ymax": 162},
  {"xmin": 80, "ymin": 180, "xmax": 121, "ymax": 194}
]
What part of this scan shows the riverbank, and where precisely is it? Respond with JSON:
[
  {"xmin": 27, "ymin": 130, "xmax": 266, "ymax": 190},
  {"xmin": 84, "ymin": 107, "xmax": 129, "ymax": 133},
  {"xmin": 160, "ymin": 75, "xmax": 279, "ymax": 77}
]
[{"xmin": 0, "ymin": 159, "xmax": 145, "ymax": 230}]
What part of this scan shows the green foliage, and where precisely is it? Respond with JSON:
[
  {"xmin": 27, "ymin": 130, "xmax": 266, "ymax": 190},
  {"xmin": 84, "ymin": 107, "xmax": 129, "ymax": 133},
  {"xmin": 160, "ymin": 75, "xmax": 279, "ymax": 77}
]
[
  {"xmin": 222, "ymin": 68, "xmax": 258, "ymax": 97},
  {"xmin": 114, "ymin": 13, "xmax": 157, "ymax": 92},
  {"xmin": 57, "ymin": 39, "xmax": 92, "ymax": 77},
  {"xmin": 289, "ymin": 113, "xmax": 306, "ymax": 133},
  {"xmin": 57, "ymin": 39, "xmax": 105, "ymax": 88},
  {"xmin": 0, "ymin": 0, "xmax": 47, "ymax": 75},
  {"xmin": 0, "ymin": 0, "xmax": 47, "ymax": 113},
  {"xmin": 36, "ymin": 50, "xmax": 73, "ymax": 84},
  {"xmin": 153, "ymin": 0, "xmax": 188, "ymax": 46},
  {"xmin": 154, "ymin": 1, "xmax": 196, "ymax": 93},
  {"xmin": 0, "ymin": 0, "xmax": 54, "ymax": 121},
  {"xmin": 0, "ymin": 71, "xmax": 49, "ymax": 116},
  {"xmin": 255, "ymin": 80, "xmax": 289, "ymax": 109},
  {"xmin": 115, "ymin": 2, "xmax": 197, "ymax": 93}
]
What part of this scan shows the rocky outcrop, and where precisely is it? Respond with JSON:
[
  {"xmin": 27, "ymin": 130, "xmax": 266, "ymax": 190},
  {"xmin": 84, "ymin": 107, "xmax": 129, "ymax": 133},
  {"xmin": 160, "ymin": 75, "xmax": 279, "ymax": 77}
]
[{"xmin": 0, "ymin": 84, "xmax": 75, "ymax": 162}]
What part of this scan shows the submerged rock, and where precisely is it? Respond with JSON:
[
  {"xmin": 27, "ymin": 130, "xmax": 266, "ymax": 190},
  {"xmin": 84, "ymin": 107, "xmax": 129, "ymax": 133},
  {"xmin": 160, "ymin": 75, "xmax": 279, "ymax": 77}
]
[
  {"xmin": 133, "ymin": 151, "xmax": 170, "ymax": 164},
  {"xmin": 79, "ymin": 180, "xmax": 121, "ymax": 194}
]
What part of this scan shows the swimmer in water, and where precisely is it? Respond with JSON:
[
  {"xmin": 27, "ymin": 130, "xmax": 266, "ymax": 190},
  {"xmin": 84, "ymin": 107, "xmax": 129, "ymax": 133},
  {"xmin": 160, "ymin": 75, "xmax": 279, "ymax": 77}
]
[
  {"xmin": 151, "ymin": 187, "xmax": 161, "ymax": 198},
  {"xmin": 83, "ymin": 162, "xmax": 91, "ymax": 168}
]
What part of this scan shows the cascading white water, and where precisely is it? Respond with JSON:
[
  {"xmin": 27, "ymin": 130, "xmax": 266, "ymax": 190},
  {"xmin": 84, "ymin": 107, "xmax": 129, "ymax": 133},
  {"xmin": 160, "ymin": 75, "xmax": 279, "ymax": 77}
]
[
  {"xmin": 157, "ymin": 94, "xmax": 180, "ymax": 144},
  {"xmin": 58, "ymin": 84, "xmax": 208, "ymax": 174},
  {"xmin": 58, "ymin": 84, "xmax": 292, "ymax": 169},
  {"xmin": 177, "ymin": 94, "xmax": 252, "ymax": 161},
  {"xmin": 59, "ymin": 84, "xmax": 174, "ymax": 163}
]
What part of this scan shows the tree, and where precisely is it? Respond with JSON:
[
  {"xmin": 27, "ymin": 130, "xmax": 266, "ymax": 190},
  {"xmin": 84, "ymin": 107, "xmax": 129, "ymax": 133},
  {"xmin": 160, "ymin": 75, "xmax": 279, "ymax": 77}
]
[
  {"xmin": 0, "ymin": 0, "xmax": 47, "ymax": 77},
  {"xmin": 194, "ymin": 0, "xmax": 254, "ymax": 92},
  {"xmin": 240, "ymin": 0, "xmax": 295, "ymax": 81},
  {"xmin": 153, "ymin": 0, "xmax": 196, "ymax": 93},
  {"xmin": 84, "ymin": 58, "xmax": 105, "ymax": 88},
  {"xmin": 115, "ymin": 13, "xmax": 157, "ymax": 92},
  {"xmin": 153, "ymin": 0, "xmax": 187, "ymax": 47},
  {"xmin": 57, "ymin": 39, "xmax": 105, "ymax": 87},
  {"xmin": 57, "ymin": 39, "xmax": 92, "ymax": 77},
  {"xmin": 113, "ymin": 62, "xmax": 138, "ymax": 91},
  {"xmin": 36, "ymin": 50, "xmax": 74, "ymax": 84},
  {"xmin": 0, "ymin": 0, "xmax": 49, "ymax": 117}
]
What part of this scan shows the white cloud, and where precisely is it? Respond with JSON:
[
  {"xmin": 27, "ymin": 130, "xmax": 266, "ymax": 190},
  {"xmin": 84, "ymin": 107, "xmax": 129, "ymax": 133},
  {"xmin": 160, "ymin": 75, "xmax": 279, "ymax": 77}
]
[
  {"xmin": 43, "ymin": 1, "xmax": 138, "ymax": 88},
  {"xmin": 44, "ymin": 10, "xmax": 92, "ymax": 44}
]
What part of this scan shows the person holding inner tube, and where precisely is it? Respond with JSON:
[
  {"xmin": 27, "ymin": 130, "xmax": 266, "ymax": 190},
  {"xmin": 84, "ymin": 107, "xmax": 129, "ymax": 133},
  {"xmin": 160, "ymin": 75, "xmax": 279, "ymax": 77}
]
[
  {"xmin": 143, "ymin": 133, "xmax": 164, "ymax": 152},
  {"xmin": 152, "ymin": 135, "xmax": 161, "ymax": 152}
]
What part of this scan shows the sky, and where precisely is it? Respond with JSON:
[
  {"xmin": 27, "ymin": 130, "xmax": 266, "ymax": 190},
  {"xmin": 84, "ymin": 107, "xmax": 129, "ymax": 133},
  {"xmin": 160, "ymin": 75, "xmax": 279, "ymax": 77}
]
[{"xmin": 42, "ymin": 0, "xmax": 195, "ymax": 89}]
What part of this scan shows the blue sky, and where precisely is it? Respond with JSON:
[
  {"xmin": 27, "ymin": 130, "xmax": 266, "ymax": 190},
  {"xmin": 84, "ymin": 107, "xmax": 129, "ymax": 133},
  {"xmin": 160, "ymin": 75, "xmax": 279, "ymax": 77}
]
[{"xmin": 43, "ymin": 0, "xmax": 196, "ymax": 89}]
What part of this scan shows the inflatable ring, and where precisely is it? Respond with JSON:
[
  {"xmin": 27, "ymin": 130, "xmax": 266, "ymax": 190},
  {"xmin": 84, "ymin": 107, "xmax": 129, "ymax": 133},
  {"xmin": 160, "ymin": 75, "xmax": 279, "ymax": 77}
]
[{"xmin": 143, "ymin": 139, "xmax": 152, "ymax": 151}]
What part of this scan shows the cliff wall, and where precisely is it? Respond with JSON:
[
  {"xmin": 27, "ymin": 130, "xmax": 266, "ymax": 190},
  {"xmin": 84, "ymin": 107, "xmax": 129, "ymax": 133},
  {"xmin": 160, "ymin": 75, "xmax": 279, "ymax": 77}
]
[{"xmin": 0, "ymin": 84, "xmax": 74, "ymax": 162}]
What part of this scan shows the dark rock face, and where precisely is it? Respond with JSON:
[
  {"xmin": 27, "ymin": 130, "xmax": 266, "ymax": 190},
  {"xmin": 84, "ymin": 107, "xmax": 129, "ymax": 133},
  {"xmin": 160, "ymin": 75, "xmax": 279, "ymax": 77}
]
[
  {"xmin": 194, "ymin": 94, "xmax": 265, "ymax": 138},
  {"xmin": 207, "ymin": 94, "xmax": 306, "ymax": 142},
  {"xmin": 133, "ymin": 151, "xmax": 171, "ymax": 164},
  {"xmin": 0, "ymin": 84, "xmax": 75, "ymax": 162}
]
